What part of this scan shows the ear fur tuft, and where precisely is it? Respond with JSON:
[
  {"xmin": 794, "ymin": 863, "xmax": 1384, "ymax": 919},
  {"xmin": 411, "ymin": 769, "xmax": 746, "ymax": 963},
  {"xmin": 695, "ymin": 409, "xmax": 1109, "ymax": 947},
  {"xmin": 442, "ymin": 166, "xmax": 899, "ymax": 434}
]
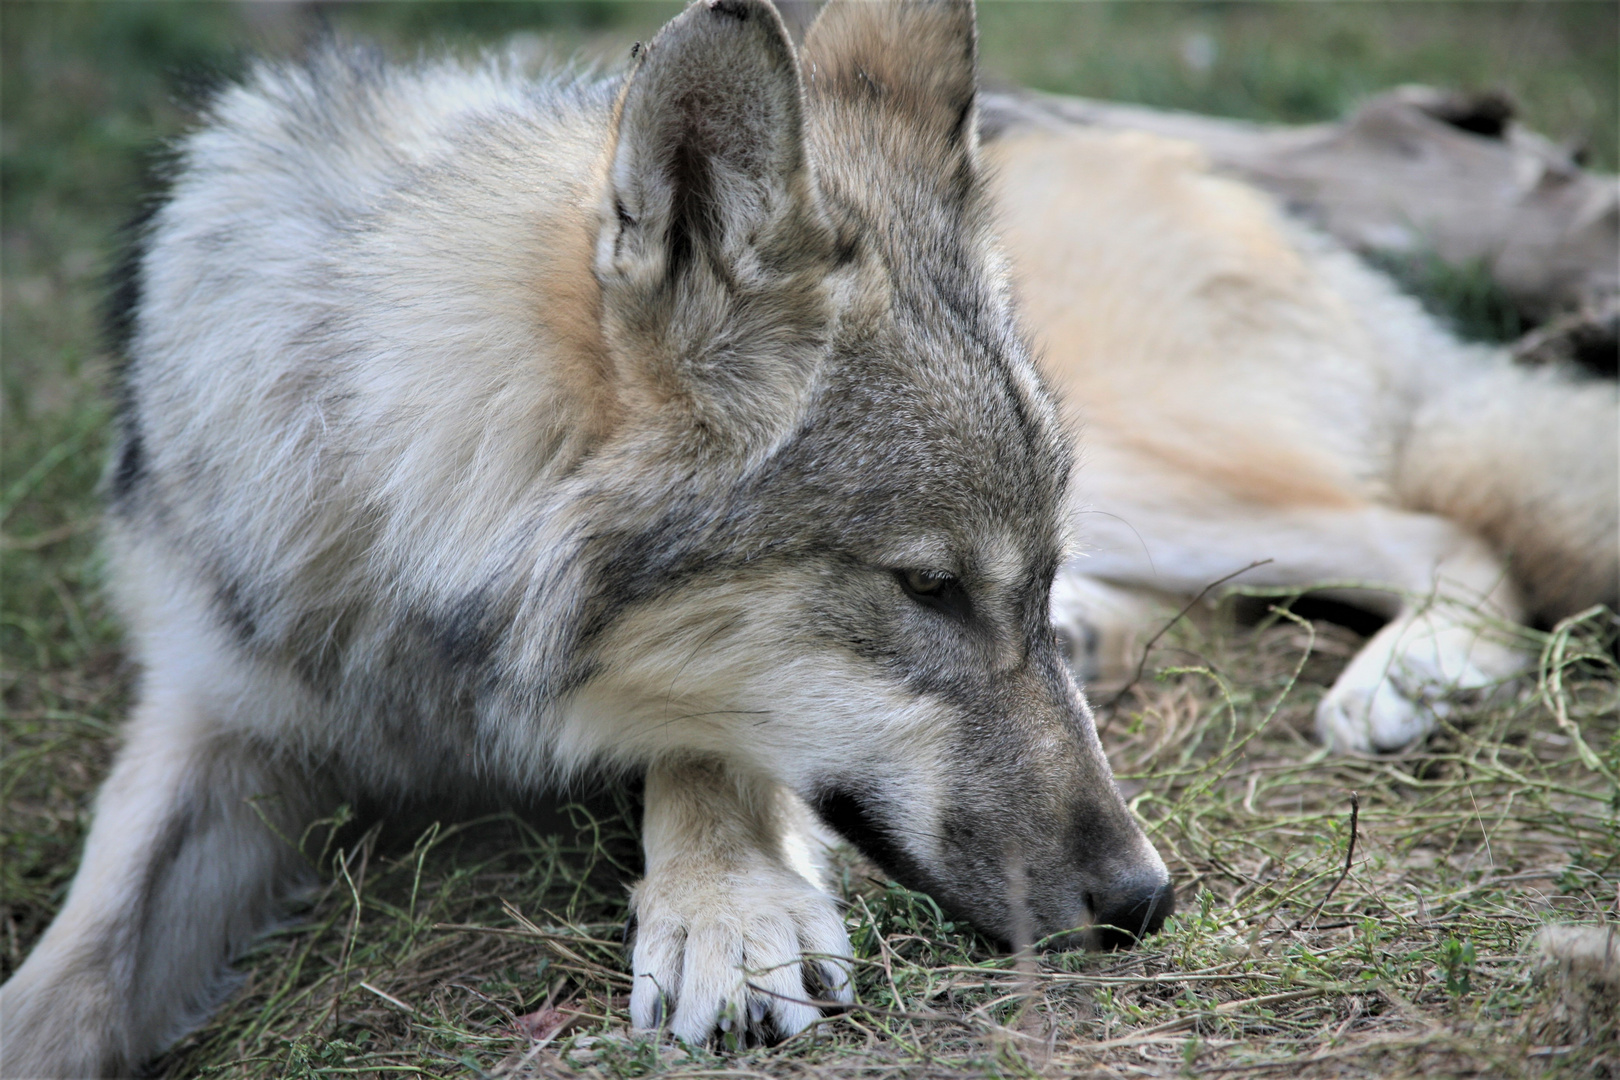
[
  {"xmin": 594, "ymin": 0, "xmax": 846, "ymax": 450},
  {"xmin": 801, "ymin": 0, "xmax": 980, "ymax": 153},
  {"xmin": 707, "ymin": 0, "xmax": 753, "ymax": 22}
]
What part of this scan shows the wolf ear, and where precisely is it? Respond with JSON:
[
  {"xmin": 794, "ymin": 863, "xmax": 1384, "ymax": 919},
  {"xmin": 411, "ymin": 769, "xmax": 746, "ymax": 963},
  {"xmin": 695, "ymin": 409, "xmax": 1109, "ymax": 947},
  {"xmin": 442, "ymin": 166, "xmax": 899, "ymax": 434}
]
[
  {"xmin": 801, "ymin": 0, "xmax": 980, "ymax": 155},
  {"xmin": 598, "ymin": 0, "xmax": 811, "ymax": 290}
]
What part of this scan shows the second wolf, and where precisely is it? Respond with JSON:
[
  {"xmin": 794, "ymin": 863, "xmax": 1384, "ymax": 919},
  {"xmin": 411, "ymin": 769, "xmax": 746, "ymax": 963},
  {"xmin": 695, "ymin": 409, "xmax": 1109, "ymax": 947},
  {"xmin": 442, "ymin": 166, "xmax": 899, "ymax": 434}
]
[{"xmin": 991, "ymin": 117, "xmax": 1618, "ymax": 752}]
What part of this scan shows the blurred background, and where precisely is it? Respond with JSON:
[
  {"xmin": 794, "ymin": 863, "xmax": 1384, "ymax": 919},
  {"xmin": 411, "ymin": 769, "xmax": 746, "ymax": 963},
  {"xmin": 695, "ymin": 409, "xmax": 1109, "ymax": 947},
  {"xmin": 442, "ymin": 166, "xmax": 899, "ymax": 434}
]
[
  {"xmin": 2, "ymin": 0, "xmax": 1617, "ymax": 987},
  {"xmin": 4, "ymin": 0, "xmax": 1616, "ymax": 455}
]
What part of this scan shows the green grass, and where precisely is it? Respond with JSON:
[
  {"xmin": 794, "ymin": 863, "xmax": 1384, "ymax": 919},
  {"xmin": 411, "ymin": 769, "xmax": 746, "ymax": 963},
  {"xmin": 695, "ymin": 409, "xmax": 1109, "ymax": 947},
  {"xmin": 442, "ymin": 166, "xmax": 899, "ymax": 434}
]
[
  {"xmin": 132, "ymin": 606, "xmax": 1618, "ymax": 1078},
  {"xmin": 3, "ymin": 3, "xmax": 1617, "ymax": 1078}
]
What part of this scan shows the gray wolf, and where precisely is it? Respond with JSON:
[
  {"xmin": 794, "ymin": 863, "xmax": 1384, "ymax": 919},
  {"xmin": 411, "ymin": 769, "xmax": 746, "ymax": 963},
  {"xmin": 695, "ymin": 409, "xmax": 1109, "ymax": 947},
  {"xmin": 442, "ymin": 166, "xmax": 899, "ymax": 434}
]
[
  {"xmin": 0, "ymin": 1, "xmax": 1172, "ymax": 1074},
  {"xmin": 988, "ymin": 122, "xmax": 1618, "ymax": 754}
]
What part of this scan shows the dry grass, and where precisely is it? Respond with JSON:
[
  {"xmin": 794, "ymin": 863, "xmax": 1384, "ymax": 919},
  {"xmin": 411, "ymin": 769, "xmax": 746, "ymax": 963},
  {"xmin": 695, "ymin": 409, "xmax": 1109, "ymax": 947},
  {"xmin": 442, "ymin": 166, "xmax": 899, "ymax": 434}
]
[
  {"xmin": 101, "ymin": 598, "xmax": 1606, "ymax": 1080},
  {"xmin": 3, "ymin": 4, "xmax": 1617, "ymax": 1078}
]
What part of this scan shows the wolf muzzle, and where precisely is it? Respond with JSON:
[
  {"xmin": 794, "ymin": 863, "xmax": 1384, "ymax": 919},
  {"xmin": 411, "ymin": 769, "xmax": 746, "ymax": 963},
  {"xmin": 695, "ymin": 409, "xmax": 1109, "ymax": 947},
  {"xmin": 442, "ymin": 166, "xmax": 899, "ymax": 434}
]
[{"xmin": 1084, "ymin": 872, "xmax": 1176, "ymax": 950}]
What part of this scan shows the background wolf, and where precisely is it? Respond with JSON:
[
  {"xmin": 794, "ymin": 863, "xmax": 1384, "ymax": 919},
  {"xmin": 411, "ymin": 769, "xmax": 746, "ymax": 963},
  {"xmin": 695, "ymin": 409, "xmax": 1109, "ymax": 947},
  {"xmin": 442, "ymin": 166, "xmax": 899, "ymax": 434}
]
[
  {"xmin": 993, "ymin": 124, "xmax": 1619, "ymax": 754},
  {"xmin": 0, "ymin": 1, "xmax": 1175, "ymax": 1075}
]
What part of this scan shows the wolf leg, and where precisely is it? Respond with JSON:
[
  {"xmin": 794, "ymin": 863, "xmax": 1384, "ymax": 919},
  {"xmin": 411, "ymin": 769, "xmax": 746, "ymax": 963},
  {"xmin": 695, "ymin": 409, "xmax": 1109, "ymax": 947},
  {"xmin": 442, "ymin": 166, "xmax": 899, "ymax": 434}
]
[
  {"xmin": 1314, "ymin": 531, "xmax": 1528, "ymax": 753},
  {"xmin": 1068, "ymin": 491, "xmax": 1534, "ymax": 751},
  {"xmin": 1049, "ymin": 571, "xmax": 1170, "ymax": 683},
  {"xmin": 629, "ymin": 757, "xmax": 852, "ymax": 1047},
  {"xmin": 0, "ymin": 681, "xmax": 326, "ymax": 1078}
]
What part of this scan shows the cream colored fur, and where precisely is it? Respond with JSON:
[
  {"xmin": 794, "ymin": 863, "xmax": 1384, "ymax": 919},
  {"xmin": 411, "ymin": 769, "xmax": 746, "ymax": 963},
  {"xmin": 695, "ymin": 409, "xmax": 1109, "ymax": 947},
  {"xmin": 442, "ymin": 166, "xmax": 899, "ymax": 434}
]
[
  {"xmin": 631, "ymin": 759, "xmax": 852, "ymax": 1042},
  {"xmin": 992, "ymin": 127, "xmax": 1618, "ymax": 752}
]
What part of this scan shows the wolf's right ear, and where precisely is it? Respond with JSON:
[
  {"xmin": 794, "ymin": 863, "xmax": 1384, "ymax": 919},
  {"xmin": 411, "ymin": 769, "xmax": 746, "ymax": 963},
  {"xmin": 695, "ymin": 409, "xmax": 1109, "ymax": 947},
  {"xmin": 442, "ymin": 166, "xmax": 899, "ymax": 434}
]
[{"xmin": 597, "ymin": 0, "xmax": 811, "ymax": 291}]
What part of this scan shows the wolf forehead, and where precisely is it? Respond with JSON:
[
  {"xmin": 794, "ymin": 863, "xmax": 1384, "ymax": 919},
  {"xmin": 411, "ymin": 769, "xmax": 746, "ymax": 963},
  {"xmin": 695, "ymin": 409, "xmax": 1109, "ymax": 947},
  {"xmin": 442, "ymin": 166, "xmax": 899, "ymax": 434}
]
[
  {"xmin": 586, "ymin": 316, "xmax": 1074, "ymax": 622},
  {"xmin": 751, "ymin": 315, "xmax": 1075, "ymax": 569}
]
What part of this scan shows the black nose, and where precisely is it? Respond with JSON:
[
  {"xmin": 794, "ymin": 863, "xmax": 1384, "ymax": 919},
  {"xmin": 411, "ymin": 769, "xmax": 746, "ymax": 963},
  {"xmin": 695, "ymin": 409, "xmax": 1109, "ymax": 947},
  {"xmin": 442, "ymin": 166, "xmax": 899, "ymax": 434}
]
[{"xmin": 1088, "ymin": 875, "xmax": 1175, "ymax": 950}]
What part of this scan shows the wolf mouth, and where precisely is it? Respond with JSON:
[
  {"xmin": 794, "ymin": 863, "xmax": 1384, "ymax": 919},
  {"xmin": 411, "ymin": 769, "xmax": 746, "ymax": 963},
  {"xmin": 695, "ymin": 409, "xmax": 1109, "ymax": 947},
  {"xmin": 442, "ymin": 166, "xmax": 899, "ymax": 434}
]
[{"xmin": 810, "ymin": 783, "xmax": 945, "ymax": 903}]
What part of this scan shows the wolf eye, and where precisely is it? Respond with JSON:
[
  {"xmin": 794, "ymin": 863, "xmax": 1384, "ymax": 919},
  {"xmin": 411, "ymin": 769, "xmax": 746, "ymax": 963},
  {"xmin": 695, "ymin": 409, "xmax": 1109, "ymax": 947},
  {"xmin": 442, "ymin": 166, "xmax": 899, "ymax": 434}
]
[
  {"xmin": 895, "ymin": 569, "xmax": 970, "ymax": 620},
  {"xmin": 900, "ymin": 569, "xmax": 949, "ymax": 596}
]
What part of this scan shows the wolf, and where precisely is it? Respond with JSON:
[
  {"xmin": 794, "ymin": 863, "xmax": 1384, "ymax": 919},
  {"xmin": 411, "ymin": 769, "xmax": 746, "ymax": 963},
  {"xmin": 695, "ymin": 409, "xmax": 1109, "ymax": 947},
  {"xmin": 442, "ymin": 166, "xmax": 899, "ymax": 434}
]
[
  {"xmin": 986, "ymin": 119, "xmax": 1619, "ymax": 754},
  {"xmin": 0, "ymin": 1, "xmax": 1176, "ymax": 1075}
]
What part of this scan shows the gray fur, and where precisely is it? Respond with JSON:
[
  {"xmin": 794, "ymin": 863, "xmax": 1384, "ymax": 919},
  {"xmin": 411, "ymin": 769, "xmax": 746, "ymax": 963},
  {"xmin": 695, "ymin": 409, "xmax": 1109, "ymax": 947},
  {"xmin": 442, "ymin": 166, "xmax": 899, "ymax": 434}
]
[{"xmin": 0, "ymin": 2, "xmax": 1169, "ymax": 1074}]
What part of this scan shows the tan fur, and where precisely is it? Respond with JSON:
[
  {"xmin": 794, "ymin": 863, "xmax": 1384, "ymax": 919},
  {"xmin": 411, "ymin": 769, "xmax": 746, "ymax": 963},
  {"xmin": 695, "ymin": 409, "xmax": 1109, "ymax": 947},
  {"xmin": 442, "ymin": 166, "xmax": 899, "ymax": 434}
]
[
  {"xmin": 534, "ymin": 179, "xmax": 621, "ymax": 441},
  {"xmin": 803, "ymin": 0, "xmax": 978, "ymax": 148},
  {"xmin": 998, "ymin": 132, "xmax": 1386, "ymax": 512},
  {"xmin": 991, "ymin": 126, "xmax": 1618, "ymax": 752},
  {"xmin": 1524, "ymin": 924, "xmax": 1619, "ymax": 1053}
]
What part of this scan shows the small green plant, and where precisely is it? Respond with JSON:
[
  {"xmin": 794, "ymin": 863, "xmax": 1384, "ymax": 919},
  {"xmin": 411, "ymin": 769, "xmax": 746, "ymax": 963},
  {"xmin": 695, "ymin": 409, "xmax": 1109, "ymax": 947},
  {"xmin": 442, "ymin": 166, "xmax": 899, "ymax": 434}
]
[
  {"xmin": 1368, "ymin": 251, "xmax": 1525, "ymax": 344},
  {"xmin": 279, "ymin": 1035, "xmax": 364, "ymax": 1080},
  {"xmin": 1440, "ymin": 936, "xmax": 1476, "ymax": 998}
]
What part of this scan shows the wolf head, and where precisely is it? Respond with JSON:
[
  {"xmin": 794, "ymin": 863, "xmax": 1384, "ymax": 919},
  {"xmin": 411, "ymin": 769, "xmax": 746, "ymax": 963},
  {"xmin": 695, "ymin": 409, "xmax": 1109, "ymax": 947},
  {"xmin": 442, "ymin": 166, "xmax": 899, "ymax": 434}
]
[{"xmin": 574, "ymin": 0, "xmax": 1172, "ymax": 949}]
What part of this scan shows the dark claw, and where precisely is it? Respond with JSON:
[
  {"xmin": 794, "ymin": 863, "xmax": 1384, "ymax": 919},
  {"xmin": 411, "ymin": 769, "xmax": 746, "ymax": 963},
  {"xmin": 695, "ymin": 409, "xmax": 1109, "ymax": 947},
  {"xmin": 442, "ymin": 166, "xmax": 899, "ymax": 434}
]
[
  {"xmin": 799, "ymin": 952, "xmax": 851, "ymax": 1016},
  {"xmin": 801, "ymin": 958, "xmax": 829, "ymax": 1003},
  {"xmin": 708, "ymin": 997, "xmax": 786, "ymax": 1051}
]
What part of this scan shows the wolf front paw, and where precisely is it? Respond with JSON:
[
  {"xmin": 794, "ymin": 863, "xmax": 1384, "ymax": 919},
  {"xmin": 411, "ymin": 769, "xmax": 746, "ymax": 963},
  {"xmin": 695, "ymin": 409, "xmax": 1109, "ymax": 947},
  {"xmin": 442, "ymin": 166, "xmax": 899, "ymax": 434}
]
[
  {"xmin": 628, "ymin": 863, "xmax": 853, "ymax": 1047},
  {"xmin": 1315, "ymin": 675, "xmax": 1430, "ymax": 753}
]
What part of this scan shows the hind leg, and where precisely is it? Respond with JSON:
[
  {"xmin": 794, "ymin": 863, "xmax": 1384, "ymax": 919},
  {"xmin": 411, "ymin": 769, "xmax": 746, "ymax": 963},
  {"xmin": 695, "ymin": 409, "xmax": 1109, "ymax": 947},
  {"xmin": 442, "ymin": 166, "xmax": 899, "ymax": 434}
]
[{"xmin": 0, "ymin": 678, "xmax": 329, "ymax": 1078}]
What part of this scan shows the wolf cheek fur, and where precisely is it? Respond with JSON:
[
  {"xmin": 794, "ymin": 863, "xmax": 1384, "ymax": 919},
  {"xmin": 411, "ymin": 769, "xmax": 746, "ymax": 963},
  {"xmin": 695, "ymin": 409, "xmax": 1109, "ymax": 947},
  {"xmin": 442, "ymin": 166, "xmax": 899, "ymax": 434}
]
[{"xmin": 0, "ymin": 0, "xmax": 1172, "ymax": 1074}]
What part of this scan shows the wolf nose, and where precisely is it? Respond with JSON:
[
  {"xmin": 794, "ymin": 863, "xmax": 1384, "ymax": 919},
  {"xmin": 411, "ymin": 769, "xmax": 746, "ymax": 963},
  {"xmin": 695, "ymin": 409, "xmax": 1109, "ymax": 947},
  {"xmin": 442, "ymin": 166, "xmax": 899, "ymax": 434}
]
[{"xmin": 1088, "ymin": 875, "xmax": 1175, "ymax": 950}]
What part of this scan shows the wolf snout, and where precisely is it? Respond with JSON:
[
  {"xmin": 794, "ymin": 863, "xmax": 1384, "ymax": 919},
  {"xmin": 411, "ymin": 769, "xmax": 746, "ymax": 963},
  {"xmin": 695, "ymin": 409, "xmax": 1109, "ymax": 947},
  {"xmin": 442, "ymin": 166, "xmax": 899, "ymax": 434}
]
[{"xmin": 1084, "ymin": 872, "xmax": 1175, "ymax": 950}]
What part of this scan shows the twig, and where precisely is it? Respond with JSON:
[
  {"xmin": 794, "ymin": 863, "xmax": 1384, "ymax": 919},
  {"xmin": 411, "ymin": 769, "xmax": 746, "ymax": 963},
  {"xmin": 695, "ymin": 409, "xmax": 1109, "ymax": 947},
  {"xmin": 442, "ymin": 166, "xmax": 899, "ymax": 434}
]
[
  {"xmin": 1538, "ymin": 605, "xmax": 1619, "ymax": 786},
  {"xmin": 326, "ymin": 832, "xmax": 375, "ymax": 1030},
  {"xmin": 1099, "ymin": 558, "xmax": 1273, "ymax": 721},
  {"xmin": 1294, "ymin": 791, "xmax": 1360, "ymax": 930},
  {"xmin": 432, "ymin": 922, "xmax": 623, "ymax": 949},
  {"xmin": 1062, "ymin": 988, "xmax": 1326, "ymax": 1053},
  {"xmin": 358, "ymin": 981, "xmax": 419, "ymax": 1015},
  {"xmin": 0, "ymin": 518, "xmax": 95, "ymax": 550}
]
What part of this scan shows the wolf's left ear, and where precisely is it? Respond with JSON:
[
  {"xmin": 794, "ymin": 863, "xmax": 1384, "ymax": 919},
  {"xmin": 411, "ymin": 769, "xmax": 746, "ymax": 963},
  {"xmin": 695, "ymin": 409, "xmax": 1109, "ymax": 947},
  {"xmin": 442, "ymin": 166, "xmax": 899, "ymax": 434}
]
[
  {"xmin": 801, "ymin": 0, "xmax": 980, "ymax": 157},
  {"xmin": 598, "ymin": 0, "xmax": 813, "ymax": 290}
]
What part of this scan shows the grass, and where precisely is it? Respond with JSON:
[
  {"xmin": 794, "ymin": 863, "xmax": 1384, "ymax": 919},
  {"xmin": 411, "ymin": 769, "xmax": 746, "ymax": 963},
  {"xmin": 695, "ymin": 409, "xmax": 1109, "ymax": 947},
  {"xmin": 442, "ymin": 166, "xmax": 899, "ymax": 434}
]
[
  {"xmin": 130, "ymin": 604, "xmax": 1619, "ymax": 1078},
  {"xmin": 3, "ymin": 3, "xmax": 1617, "ymax": 1078}
]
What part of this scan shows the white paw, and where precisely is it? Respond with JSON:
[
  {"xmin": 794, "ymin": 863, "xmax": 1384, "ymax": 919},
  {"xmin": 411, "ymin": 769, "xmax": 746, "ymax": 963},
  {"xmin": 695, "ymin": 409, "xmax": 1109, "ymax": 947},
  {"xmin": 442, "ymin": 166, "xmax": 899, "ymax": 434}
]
[
  {"xmin": 628, "ymin": 861, "xmax": 853, "ymax": 1047},
  {"xmin": 1316, "ymin": 673, "xmax": 1430, "ymax": 753},
  {"xmin": 1316, "ymin": 612, "xmax": 1526, "ymax": 753}
]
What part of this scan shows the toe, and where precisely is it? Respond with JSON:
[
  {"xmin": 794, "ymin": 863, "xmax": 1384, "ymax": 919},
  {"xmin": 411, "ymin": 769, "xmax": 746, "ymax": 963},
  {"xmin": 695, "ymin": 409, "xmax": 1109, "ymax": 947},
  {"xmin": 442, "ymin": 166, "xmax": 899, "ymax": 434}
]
[
  {"xmin": 668, "ymin": 923, "xmax": 746, "ymax": 1045},
  {"xmin": 797, "ymin": 903, "xmax": 854, "ymax": 1005},
  {"xmin": 730, "ymin": 913, "xmax": 820, "ymax": 1042},
  {"xmin": 1316, "ymin": 692, "xmax": 1375, "ymax": 753},
  {"xmin": 629, "ymin": 921, "xmax": 685, "ymax": 1031},
  {"xmin": 1318, "ymin": 676, "xmax": 1433, "ymax": 753},
  {"xmin": 1363, "ymin": 679, "xmax": 1430, "ymax": 750}
]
